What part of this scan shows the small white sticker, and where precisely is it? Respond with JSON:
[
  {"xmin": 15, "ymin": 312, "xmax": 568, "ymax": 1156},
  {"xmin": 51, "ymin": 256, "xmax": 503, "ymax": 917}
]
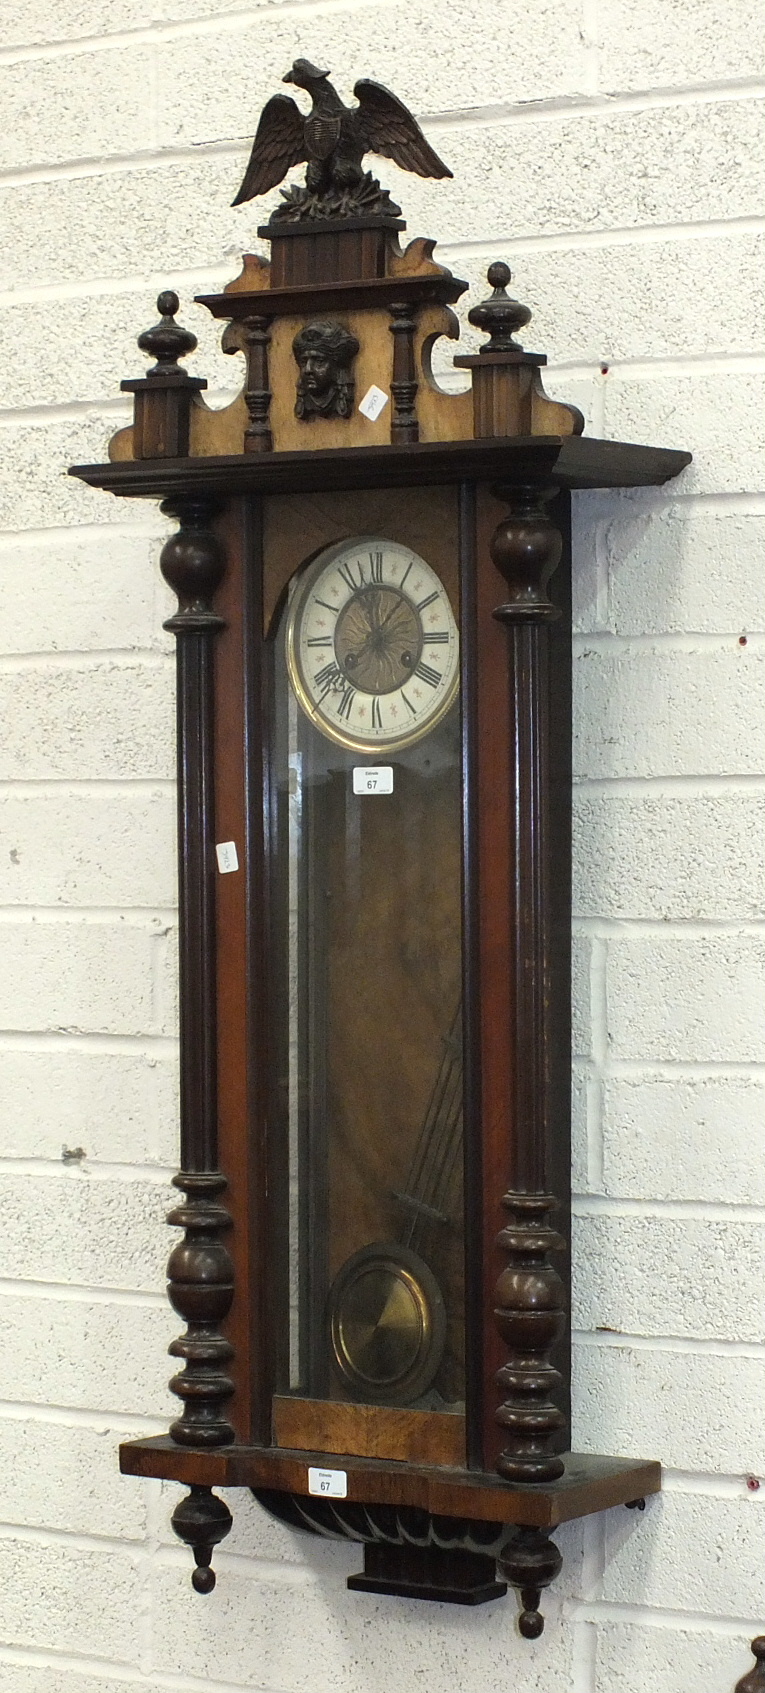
[
  {"xmin": 358, "ymin": 384, "xmax": 389, "ymax": 422},
  {"xmin": 308, "ymin": 1466, "xmax": 348, "ymax": 1498},
  {"xmin": 353, "ymin": 766, "xmax": 394, "ymax": 795},
  {"xmin": 215, "ymin": 841, "xmax": 239, "ymax": 874}
]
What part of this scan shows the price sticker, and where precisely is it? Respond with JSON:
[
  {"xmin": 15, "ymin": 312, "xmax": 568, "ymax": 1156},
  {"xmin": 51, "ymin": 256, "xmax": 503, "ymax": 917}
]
[
  {"xmin": 358, "ymin": 384, "xmax": 389, "ymax": 422},
  {"xmin": 215, "ymin": 841, "xmax": 239, "ymax": 874},
  {"xmin": 308, "ymin": 1466, "xmax": 348, "ymax": 1498},
  {"xmin": 352, "ymin": 766, "xmax": 394, "ymax": 795}
]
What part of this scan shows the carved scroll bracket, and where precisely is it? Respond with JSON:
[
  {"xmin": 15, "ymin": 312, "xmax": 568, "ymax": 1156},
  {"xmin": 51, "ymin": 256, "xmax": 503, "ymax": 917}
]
[
  {"xmin": 489, "ymin": 484, "xmax": 567, "ymax": 1509},
  {"xmin": 159, "ymin": 497, "xmax": 234, "ymax": 1588}
]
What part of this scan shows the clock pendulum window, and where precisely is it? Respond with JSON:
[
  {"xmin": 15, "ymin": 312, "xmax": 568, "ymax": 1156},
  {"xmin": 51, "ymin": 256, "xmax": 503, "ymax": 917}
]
[{"xmin": 70, "ymin": 59, "xmax": 691, "ymax": 1640}]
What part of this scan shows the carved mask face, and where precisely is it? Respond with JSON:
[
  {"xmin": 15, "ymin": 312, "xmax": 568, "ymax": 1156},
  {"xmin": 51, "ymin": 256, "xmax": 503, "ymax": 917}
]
[
  {"xmin": 299, "ymin": 350, "xmax": 334, "ymax": 396},
  {"xmin": 292, "ymin": 320, "xmax": 360, "ymax": 421}
]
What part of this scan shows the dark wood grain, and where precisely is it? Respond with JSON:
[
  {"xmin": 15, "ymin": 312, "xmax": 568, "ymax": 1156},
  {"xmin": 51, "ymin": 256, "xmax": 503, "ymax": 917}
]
[
  {"xmin": 159, "ymin": 497, "xmax": 235, "ymax": 1449},
  {"xmin": 121, "ymin": 291, "xmax": 206, "ymax": 459},
  {"xmin": 389, "ymin": 302, "xmax": 419, "ymax": 442},
  {"xmin": 198, "ymin": 272, "xmax": 466, "ymax": 323},
  {"xmin": 119, "ymin": 1436, "xmax": 661, "ymax": 1529},
  {"xmin": 69, "ymin": 435, "xmax": 692, "ymax": 501},
  {"xmin": 489, "ymin": 483, "xmax": 568, "ymax": 1484}
]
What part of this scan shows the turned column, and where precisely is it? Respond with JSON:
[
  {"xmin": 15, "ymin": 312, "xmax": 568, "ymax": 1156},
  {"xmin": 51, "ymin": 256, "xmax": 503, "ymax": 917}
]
[
  {"xmin": 241, "ymin": 314, "xmax": 273, "ymax": 453},
  {"xmin": 389, "ymin": 301, "xmax": 419, "ymax": 442},
  {"xmin": 159, "ymin": 495, "xmax": 234, "ymax": 1590},
  {"xmin": 490, "ymin": 483, "xmax": 568, "ymax": 1636}
]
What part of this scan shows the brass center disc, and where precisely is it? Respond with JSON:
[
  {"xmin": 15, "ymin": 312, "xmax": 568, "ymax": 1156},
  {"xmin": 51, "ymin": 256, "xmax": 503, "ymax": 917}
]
[
  {"xmin": 327, "ymin": 1242, "xmax": 446, "ymax": 1405},
  {"xmin": 334, "ymin": 586, "xmax": 422, "ymax": 694}
]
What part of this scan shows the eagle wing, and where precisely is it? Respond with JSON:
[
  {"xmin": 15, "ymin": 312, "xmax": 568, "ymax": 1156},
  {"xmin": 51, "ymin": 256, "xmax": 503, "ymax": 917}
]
[
  {"xmin": 231, "ymin": 94, "xmax": 307, "ymax": 207},
  {"xmin": 353, "ymin": 80, "xmax": 452, "ymax": 180}
]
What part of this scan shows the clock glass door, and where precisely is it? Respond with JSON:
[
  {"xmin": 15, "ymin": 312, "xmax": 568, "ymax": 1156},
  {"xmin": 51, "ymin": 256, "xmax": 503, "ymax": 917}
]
[{"xmin": 265, "ymin": 501, "xmax": 466, "ymax": 1450}]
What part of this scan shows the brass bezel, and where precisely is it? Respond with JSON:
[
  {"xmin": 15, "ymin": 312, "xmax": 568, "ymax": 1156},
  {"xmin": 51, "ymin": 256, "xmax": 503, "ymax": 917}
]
[
  {"xmin": 284, "ymin": 534, "xmax": 460, "ymax": 755},
  {"xmin": 327, "ymin": 1240, "xmax": 447, "ymax": 1406}
]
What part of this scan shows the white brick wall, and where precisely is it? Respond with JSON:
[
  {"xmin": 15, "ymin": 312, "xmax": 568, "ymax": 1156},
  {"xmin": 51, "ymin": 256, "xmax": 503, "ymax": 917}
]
[{"xmin": 0, "ymin": 0, "xmax": 762, "ymax": 1689}]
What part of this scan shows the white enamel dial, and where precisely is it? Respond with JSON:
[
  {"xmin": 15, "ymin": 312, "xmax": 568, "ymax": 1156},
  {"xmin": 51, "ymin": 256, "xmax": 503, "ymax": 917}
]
[{"xmin": 285, "ymin": 535, "xmax": 459, "ymax": 754}]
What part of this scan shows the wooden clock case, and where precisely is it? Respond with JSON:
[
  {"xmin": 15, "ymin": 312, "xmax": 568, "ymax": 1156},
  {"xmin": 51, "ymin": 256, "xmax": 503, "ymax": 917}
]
[{"xmin": 70, "ymin": 119, "xmax": 690, "ymax": 1639}]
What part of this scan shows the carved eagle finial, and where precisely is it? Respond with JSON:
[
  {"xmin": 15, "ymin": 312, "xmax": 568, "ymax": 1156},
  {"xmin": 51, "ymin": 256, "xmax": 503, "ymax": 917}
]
[{"xmin": 232, "ymin": 61, "xmax": 452, "ymax": 219}]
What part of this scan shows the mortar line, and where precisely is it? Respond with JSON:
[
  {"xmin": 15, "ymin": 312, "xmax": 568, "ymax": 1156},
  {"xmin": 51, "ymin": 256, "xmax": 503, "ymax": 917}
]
[
  {"xmin": 568, "ymin": 1599, "xmax": 765, "ymax": 1633},
  {"xmin": 0, "ymin": 1277, "xmax": 166, "ymax": 1306},
  {"xmin": 0, "ymin": 1399, "xmax": 166, "ymax": 1431},
  {"xmin": 572, "ymin": 1194, "xmax": 765, "ymax": 1221},
  {"xmin": 573, "ymin": 1329, "xmax": 765, "ymax": 1357},
  {"xmin": 0, "ymin": 79, "xmax": 762, "ymax": 190},
  {"xmin": 0, "ymin": 1157, "xmax": 175, "ymax": 1180},
  {"xmin": 0, "ymin": 218, "xmax": 762, "ymax": 311}
]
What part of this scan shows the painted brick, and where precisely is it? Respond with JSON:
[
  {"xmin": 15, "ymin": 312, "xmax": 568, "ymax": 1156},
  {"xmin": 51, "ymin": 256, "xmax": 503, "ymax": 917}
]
[
  {"xmin": 605, "ymin": 932, "xmax": 765, "ymax": 1063},
  {"xmin": 0, "ymin": 661, "xmax": 173, "ymax": 780},
  {"xmin": 600, "ymin": 1074, "xmax": 765, "ymax": 1204},
  {"xmin": 572, "ymin": 935, "xmax": 594, "ymax": 1060},
  {"xmin": 0, "ymin": 1047, "xmax": 178, "ymax": 1164},
  {"xmin": 151, "ymin": 1559, "xmax": 576, "ymax": 1693},
  {"xmin": 603, "ymin": 368, "xmax": 765, "ymax": 497},
  {"xmin": 3, "ymin": 1172, "xmax": 169, "ymax": 1290},
  {"xmin": 598, "ymin": 0, "xmax": 765, "ymax": 89},
  {"xmin": 3, "ymin": 101, "xmax": 762, "ymax": 299},
  {"xmin": 573, "ymin": 1215, "xmax": 765, "ymax": 1341},
  {"xmin": 0, "ymin": 47, "xmax": 152, "ymax": 171},
  {"xmin": 593, "ymin": 1622, "xmax": 759, "ymax": 1693},
  {"xmin": 0, "ymin": 1414, "xmax": 147, "ymax": 1538},
  {"xmin": 572, "ymin": 1064, "xmax": 589, "ymax": 1191},
  {"xmin": 573, "ymin": 1340, "xmax": 765, "ymax": 1471},
  {"xmin": 0, "ymin": 530, "xmax": 169, "ymax": 654},
  {"xmin": 0, "ymin": 789, "xmax": 175, "ymax": 906},
  {"xmin": 0, "ymin": 1536, "xmax": 142, "ymax": 1665},
  {"xmin": 0, "ymin": 918, "xmax": 164, "ymax": 1038},
  {"xmin": 448, "ymin": 234, "xmax": 765, "ymax": 365},
  {"xmin": 0, "ymin": 416, "xmax": 138, "ymax": 532},
  {"xmin": 0, "ymin": 1669, "xmax": 144, "ymax": 1693},
  {"xmin": 2, "ymin": 1292, "xmax": 173, "ymax": 1416},
  {"xmin": 573, "ymin": 647, "xmax": 765, "ymax": 779},
  {"xmin": 0, "ymin": 286, "xmax": 239, "ymax": 412},
  {"xmin": 159, "ymin": 4, "xmax": 591, "ymax": 153},
  {"xmin": 390, "ymin": 99, "xmax": 765, "ymax": 247},
  {"xmin": 604, "ymin": 507, "xmax": 765, "ymax": 637},
  {"xmin": 0, "ymin": 159, "xmax": 241, "ymax": 293},
  {"xmin": 0, "ymin": 1, "xmax": 147, "ymax": 45},
  {"xmin": 599, "ymin": 1490, "xmax": 765, "ymax": 1615},
  {"xmin": 573, "ymin": 792, "xmax": 765, "ymax": 921},
  {"xmin": 0, "ymin": 1668, "xmax": 145, "ymax": 1693}
]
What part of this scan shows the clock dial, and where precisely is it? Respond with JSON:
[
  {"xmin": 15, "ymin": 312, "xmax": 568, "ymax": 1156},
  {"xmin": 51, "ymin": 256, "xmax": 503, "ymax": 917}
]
[{"xmin": 285, "ymin": 536, "xmax": 459, "ymax": 752}]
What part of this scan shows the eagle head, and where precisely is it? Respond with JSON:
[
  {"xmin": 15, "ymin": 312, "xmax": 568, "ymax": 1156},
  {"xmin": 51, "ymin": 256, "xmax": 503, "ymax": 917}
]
[{"xmin": 283, "ymin": 59, "xmax": 330, "ymax": 89}]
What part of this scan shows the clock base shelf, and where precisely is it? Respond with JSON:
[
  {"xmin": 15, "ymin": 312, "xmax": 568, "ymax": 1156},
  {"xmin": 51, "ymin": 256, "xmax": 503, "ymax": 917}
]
[
  {"xmin": 119, "ymin": 1436, "xmax": 659, "ymax": 1528},
  {"xmin": 121, "ymin": 1438, "xmax": 658, "ymax": 1634}
]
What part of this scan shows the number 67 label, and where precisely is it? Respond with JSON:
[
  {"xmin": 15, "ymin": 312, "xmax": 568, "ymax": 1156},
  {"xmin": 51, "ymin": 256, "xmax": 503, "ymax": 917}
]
[
  {"xmin": 352, "ymin": 766, "xmax": 394, "ymax": 795},
  {"xmin": 308, "ymin": 1466, "xmax": 348, "ymax": 1498}
]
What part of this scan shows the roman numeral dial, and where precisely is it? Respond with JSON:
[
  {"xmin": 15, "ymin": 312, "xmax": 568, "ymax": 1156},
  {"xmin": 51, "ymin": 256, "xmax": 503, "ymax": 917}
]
[{"xmin": 285, "ymin": 535, "xmax": 459, "ymax": 754}]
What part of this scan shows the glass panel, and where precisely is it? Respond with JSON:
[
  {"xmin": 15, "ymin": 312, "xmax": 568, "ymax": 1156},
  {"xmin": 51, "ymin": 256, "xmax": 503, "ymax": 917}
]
[{"xmin": 269, "ymin": 534, "xmax": 464, "ymax": 1413}]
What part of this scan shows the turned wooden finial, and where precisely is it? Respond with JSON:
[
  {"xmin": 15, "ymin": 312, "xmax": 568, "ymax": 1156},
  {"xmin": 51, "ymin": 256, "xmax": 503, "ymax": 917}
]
[
  {"xmin": 736, "ymin": 1639, "xmax": 765, "ymax": 1692},
  {"xmin": 122, "ymin": 291, "xmax": 206, "ymax": 459},
  {"xmin": 469, "ymin": 261, "xmax": 532, "ymax": 352},
  {"xmin": 138, "ymin": 290, "xmax": 199, "ymax": 373},
  {"xmin": 455, "ymin": 259, "xmax": 583, "ymax": 438}
]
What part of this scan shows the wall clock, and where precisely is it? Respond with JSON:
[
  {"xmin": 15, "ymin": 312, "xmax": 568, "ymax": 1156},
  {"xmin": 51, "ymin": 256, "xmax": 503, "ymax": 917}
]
[{"xmin": 70, "ymin": 60, "xmax": 690, "ymax": 1640}]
